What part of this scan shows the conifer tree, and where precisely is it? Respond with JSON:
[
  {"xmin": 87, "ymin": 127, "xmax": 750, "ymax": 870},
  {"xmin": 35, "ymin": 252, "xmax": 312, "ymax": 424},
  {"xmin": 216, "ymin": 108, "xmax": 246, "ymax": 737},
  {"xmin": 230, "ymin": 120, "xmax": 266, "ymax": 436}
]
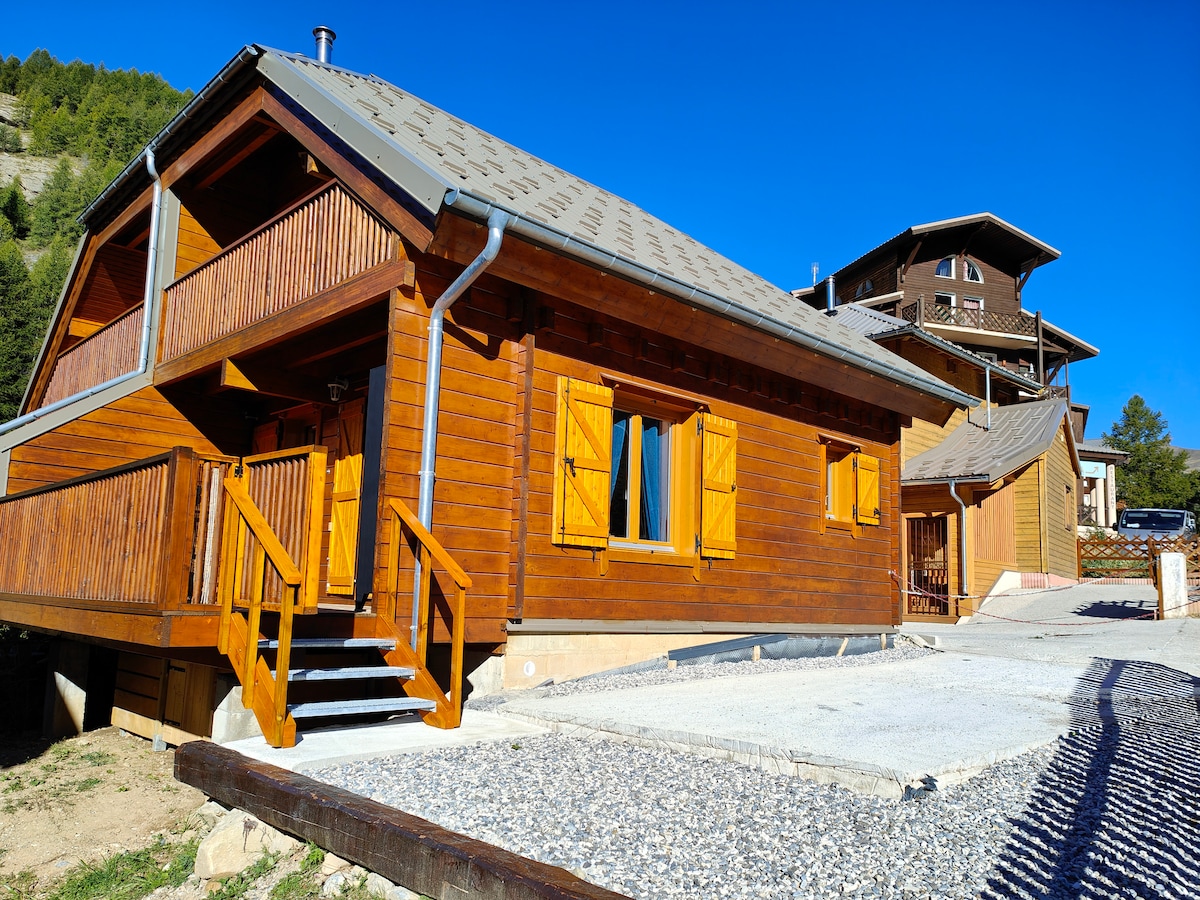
[{"xmin": 1103, "ymin": 396, "xmax": 1197, "ymax": 510}]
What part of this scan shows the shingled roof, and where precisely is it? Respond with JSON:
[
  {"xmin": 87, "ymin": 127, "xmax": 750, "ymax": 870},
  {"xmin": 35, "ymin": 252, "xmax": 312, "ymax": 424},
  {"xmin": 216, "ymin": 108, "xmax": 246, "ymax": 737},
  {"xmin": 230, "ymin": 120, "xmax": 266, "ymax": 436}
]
[
  {"xmin": 81, "ymin": 44, "xmax": 976, "ymax": 409},
  {"xmin": 904, "ymin": 398, "xmax": 1077, "ymax": 485}
]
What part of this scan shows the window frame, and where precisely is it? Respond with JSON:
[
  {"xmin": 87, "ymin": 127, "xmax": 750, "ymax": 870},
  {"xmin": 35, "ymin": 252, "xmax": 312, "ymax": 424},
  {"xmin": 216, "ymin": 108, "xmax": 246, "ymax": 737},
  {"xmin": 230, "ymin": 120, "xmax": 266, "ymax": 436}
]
[
  {"xmin": 964, "ymin": 259, "xmax": 984, "ymax": 283},
  {"xmin": 607, "ymin": 396, "xmax": 686, "ymax": 552},
  {"xmin": 935, "ymin": 257, "xmax": 955, "ymax": 279},
  {"xmin": 819, "ymin": 437, "xmax": 883, "ymax": 535},
  {"xmin": 934, "ymin": 291, "xmax": 956, "ymax": 307}
]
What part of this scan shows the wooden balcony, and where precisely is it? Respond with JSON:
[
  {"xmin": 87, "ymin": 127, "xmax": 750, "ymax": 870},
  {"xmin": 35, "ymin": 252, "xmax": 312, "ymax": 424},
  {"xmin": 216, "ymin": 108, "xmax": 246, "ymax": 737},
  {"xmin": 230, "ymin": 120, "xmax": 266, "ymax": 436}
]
[
  {"xmin": 901, "ymin": 300, "xmax": 1036, "ymax": 343},
  {"xmin": 0, "ymin": 445, "xmax": 324, "ymax": 647},
  {"xmin": 39, "ymin": 306, "xmax": 144, "ymax": 408},
  {"xmin": 159, "ymin": 182, "xmax": 399, "ymax": 367}
]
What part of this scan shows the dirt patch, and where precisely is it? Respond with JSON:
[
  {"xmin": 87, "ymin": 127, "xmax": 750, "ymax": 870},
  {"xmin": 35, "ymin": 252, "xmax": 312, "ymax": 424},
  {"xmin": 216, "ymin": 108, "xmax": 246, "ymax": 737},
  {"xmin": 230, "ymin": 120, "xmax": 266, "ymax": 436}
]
[{"xmin": 0, "ymin": 727, "xmax": 205, "ymax": 887}]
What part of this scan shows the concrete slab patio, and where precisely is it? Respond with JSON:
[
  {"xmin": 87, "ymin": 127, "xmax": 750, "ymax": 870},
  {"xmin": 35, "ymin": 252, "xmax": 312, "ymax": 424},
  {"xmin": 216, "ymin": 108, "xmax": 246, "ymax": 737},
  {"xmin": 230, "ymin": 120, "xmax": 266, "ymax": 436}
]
[{"xmin": 219, "ymin": 582, "xmax": 1198, "ymax": 799}]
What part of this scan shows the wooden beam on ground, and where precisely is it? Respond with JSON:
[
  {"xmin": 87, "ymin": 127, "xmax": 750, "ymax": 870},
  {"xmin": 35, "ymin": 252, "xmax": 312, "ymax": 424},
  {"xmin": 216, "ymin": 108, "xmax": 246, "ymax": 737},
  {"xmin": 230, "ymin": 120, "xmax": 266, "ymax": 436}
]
[{"xmin": 175, "ymin": 743, "xmax": 631, "ymax": 900}]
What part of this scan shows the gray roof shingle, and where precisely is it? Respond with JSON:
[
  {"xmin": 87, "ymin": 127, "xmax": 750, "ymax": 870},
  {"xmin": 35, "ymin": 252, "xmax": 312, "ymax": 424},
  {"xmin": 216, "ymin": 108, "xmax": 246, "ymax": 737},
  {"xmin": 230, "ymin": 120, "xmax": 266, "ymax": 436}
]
[
  {"xmin": 903, "ymin": 398, "xmax": 1073, "ymax": 484},
  {"xmin": 263, "ymin": 49, "xmax": 967, "ymax": 400}
]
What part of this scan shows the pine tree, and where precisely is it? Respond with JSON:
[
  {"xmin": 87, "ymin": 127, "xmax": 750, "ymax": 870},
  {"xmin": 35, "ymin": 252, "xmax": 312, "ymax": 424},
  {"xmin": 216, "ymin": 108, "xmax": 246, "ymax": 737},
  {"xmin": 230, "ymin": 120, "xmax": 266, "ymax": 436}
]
[
  {"xmin": 0, "ymin": 176, "xmax": 32, "ymax": 240},
  {"xmin": 0, "ymin": 240, "xmax": 32, "ymax": 421},
  {"xmin": 1103, "ymin": 396, "xmax": 1195, "ymax": 510}
]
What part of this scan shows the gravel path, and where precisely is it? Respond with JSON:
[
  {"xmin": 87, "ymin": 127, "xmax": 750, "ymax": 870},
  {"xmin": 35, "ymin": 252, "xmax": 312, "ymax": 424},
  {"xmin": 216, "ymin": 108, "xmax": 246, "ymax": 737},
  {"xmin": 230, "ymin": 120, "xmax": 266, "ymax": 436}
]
[{"xmin": 311, "ymin": 651, "xmax": 1199, "ymax": 900}]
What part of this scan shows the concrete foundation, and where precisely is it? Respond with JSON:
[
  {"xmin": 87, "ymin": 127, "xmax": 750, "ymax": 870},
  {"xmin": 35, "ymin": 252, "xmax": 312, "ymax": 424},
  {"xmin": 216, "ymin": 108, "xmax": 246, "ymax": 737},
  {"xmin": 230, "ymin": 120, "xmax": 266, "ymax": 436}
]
[
  {"xmin": 502, "ymin": 632, "xmax": 747, "ymax": 689},
  {"xmin": 44, "ymin": 640, "xmax": 89, "ymax": 739},
  {"xmin": 210, "ymin": 675, "xmax": 263, "ymax": 744}
]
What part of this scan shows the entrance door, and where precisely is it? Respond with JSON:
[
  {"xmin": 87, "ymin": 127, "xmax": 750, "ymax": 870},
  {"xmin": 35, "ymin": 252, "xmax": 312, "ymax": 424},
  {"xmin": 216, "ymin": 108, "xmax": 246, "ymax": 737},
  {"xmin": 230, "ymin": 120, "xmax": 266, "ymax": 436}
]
[
  {"xmin": 907, "ymin": 516, "xmax": 949, "ymax": 616},
  {"xmin": 327, "ymin": 400, "xmax": 365, "ymax": 596}
]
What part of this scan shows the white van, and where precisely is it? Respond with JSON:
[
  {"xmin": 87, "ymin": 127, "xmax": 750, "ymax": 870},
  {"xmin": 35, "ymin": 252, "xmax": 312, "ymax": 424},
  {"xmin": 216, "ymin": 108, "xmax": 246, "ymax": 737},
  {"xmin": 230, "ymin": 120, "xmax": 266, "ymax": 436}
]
[{"xmin": 1116, "ymin": 508, "xmax": 1196, "ymax": 539}]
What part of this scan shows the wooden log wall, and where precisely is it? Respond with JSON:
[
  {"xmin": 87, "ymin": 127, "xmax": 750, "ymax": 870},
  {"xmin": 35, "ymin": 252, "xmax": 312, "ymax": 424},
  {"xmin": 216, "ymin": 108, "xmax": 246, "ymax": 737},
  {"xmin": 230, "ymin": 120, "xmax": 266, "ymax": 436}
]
[
  {"xmin": 1046, "ymin": 431, "xmax": 1079, "ymax": 579},
  {"xmin": 6, "ymin": 386, "xmax": 227, "ymax": 493},
  {"xmin": 175, "ymin": 203, "xmax": 223, "ymax": 279},
  {"xmin": 971, "ymin": 482, "xmax": 1016, "ymax": 596},
  {"xmin": 40, "ymin": 306, "xmax": 144, "ymax": 408},
  {"xmin": 377, "ymin": 256, "xmax": 519, "ymax": 646},
  {"xmin": 1014, "ymin": 459, "xmax": 1044, "ymax": 573},
  {"xmin": 161, "ymin": 183, "xmax": 395, "ymax": 361}
]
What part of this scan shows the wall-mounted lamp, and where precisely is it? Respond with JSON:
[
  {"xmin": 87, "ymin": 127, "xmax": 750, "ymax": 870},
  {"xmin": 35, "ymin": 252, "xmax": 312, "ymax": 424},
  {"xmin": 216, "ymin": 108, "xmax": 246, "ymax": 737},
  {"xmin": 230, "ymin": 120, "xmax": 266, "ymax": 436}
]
[{"xmin": 327, "ymin": 376, "xmax": 350, "ymax": 403}]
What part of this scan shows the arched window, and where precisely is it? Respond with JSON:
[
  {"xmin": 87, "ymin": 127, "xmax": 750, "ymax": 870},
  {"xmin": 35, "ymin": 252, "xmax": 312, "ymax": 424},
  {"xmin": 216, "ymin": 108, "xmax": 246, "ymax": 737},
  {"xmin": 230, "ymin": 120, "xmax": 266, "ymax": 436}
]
[
  {"xmin": 964, "ymin": 259, "xmax": 983, "ymax": 283},
  {"xmin": 935, "ymin": 258, "xmax": 954, "ymax": 278},
  {"xmin": 854, "ymin": 279, "xmax": 873, "ymax": 299}
]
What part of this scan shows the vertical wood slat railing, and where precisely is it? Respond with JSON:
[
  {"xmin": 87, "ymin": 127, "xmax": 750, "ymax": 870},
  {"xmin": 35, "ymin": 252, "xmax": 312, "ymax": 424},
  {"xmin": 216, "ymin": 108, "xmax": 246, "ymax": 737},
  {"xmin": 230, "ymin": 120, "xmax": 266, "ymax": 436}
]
[
  {"xmin": 0, "ymin": 447, "xmax": 226, "ymax": 608},
  {"xmin": 380, "ymin": 497, "xmax": 473, "ymax": 729},
  {"xmin": 214, "ymin": 446, "xmax": 327, "ymax": 748},
  {"xmin": 39, "ymin": 305, "xmax": 144, "ymax": 408},
  {"xmin": 160, "ymin": 182, "xmax": 394, "ymax": 361}
]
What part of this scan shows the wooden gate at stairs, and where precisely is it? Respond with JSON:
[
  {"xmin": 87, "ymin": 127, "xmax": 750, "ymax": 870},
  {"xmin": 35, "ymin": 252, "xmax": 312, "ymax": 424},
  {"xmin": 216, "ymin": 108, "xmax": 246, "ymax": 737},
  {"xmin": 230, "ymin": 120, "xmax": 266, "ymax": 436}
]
[{"xmin": 215, "ymin": 446, "xmax": 472, "ymax": 748}]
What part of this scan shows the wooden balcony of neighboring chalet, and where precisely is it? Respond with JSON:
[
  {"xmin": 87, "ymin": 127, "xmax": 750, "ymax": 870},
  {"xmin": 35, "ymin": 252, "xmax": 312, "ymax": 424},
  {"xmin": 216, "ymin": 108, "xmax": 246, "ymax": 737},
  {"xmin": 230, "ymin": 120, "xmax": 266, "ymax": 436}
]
[
  {"xmin": 901, "ymin": 299, "xmax": 1037, "ymax": 350},
  {"xmin": 155, "ymin": 182, "xmax": 413, "ymax": 386},
  {"xmin": 0, "ymin": 445, "xmax": 322, "ymax": 649}
]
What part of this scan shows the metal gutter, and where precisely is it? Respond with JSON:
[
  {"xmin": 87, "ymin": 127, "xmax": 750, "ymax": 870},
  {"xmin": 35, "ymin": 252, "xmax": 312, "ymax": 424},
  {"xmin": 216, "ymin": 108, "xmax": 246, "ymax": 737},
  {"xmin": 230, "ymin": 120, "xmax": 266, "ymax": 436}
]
[
  {"xmin": 1, "ymin": 148, "xmax": 166, "ymax": 440},
  {"xmin": 443, "ymin": 190, "xmax": 978, "ymax": 410},
  {"xmin": 410, "ymin": 207, "xmax": 510, "ymax": 648}
]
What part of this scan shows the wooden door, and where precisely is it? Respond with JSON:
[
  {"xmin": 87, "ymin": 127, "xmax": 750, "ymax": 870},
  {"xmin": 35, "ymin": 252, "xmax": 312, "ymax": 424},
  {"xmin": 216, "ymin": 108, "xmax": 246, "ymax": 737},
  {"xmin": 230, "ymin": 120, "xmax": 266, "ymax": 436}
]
[{"xmin": 327, "ymin": 401, "xmax": 365, "ymax": 596}]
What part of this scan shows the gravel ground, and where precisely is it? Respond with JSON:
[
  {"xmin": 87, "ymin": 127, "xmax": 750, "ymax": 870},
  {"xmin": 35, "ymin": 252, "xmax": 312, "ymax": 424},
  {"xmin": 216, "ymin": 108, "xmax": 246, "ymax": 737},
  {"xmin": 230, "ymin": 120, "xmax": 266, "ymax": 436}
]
[{"xmin": 311, "ymin": 651, "xmax": 1199, "ymax": 900}]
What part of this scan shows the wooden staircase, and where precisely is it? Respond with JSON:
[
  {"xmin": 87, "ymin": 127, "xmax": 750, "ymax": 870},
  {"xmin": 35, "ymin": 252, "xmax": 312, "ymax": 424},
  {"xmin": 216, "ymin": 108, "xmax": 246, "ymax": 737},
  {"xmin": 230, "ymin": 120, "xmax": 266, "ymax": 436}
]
[{"xmin": 216, "ymin": 450, "xmax": 471, "ymax": 747}]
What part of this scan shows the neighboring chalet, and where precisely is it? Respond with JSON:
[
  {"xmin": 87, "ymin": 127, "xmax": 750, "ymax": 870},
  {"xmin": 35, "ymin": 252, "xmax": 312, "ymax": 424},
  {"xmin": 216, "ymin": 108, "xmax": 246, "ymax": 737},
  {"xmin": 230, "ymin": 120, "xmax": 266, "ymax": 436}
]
[
  {"xmin": 796, "ymin": 215, "xmax": 1100, "ymax": 619},
  {"xmin": 0, "ymin": 35, "xmax": 972, "ymax": 747},
  {"xmin": 1076, "ymin": 438, "xmax": 1127, "ymax": 532}
]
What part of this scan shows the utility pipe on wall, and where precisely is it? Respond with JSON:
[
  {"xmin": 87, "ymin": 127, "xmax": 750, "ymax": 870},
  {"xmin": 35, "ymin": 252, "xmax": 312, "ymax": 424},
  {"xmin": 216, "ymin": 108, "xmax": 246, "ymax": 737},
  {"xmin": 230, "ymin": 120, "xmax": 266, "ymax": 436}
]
[
  {"xmin": 0, "ymin": 146, "xmax": 164, "ymax": 439},
  {"xmin": 948, "ymin": 478, "xmax": 968, "ymax": 617},
  {"xmin": 411, "ymin": 208, "xmax": 510, "ymax": 648}
]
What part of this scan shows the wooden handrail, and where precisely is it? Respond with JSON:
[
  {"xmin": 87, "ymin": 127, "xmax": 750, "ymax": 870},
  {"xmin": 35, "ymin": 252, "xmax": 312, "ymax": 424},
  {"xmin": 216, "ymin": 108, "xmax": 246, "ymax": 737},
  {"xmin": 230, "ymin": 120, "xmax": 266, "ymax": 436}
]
[
  {"xmin": 387, "ymin": 499, "xmax": 473, "ymax": 590},
  {"xmin": 383, "ymin": 496, "xmax": 471, "ymax": 728},
  {"xmin": 223, "ymin": 479, "xmax": 304, "ymax": 586},
  {"xmin": 216, "ymin": 473, "xmax": 305, "ymax": 748}
]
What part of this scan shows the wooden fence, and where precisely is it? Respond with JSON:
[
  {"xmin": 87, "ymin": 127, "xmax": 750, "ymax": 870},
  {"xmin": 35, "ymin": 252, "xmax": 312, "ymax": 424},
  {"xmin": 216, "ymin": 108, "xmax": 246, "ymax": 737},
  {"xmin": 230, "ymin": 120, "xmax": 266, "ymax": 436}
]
[
  {"xmin": 160, "ymin": 182, "xmax": 394, "ymax": 361},
  {"xmin": 1078, "ymin": 535, "xmax": 1200, "ymax": 583}
]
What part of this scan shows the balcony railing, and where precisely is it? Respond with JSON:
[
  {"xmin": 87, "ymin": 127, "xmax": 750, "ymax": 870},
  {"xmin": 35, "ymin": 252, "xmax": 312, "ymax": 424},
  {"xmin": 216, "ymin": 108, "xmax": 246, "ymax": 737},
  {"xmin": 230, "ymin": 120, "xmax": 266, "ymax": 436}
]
[
  {"xmin": 0, "ymin": 448, "xmax": 232, "ymax": 608},
  {"xmin": 39, "ymin": 306, "xmax": 144, "ymax": 408},
  {"xmin": 160, "ymin": 183, "xmax": 395, "ymax": 361},
  {"xmin": 901, "ymin": 300, "xmax": 1036, "ymax": 338}
]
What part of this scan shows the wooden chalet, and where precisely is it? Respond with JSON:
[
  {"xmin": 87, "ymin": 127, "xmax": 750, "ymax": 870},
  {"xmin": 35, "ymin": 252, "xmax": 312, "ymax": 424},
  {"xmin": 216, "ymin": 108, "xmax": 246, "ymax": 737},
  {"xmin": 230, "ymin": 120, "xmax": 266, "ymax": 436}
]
[
  {"xmin": 0, "ymin": 35, "xmax": 973, "ymax": 747},
  {"xmin": 822, "ymin": 283, "xmax": 1090, "ymax": 619}
]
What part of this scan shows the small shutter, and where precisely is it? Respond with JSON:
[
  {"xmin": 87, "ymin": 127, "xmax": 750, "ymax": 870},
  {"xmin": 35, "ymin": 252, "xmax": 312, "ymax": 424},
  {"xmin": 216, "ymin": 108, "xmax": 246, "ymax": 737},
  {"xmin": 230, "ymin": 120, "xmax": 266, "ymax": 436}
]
[
  {"xmin": 327, "ymin": 405, "xmax": 365, "ymax": 595},
  {"xmin": 700, "ymin": 412, "xmax": 737, "ymax": 558},
  {"xmin": 854, "ymin": 452, "xmax": 881, "ymax": 526},
  {"xmin": 551, "ymin": 376, "xmax": 613, "ymax": 547}
]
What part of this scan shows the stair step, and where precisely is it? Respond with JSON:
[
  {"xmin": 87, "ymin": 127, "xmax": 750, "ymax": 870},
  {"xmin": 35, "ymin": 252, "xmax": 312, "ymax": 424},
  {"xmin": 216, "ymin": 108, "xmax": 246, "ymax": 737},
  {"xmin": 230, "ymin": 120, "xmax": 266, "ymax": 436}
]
[
  {"xmin": 281, "ymin": 665, "xmax": 415, "ymax": 682},
  {"xmin": 289, "ymin": 697, "xmax": 437, "ymax": 719},
  {"xmin": 258, "ymin": 637, "xmax": 397, "ymax": 651}
]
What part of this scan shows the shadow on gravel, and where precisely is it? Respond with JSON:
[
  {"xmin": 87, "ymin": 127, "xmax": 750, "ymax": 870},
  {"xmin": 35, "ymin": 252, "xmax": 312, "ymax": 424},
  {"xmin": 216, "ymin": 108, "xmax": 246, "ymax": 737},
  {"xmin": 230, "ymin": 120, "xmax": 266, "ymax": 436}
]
[{"xmin": 982, "ymin": 658, "xmax": 1200, "ymax": 899}]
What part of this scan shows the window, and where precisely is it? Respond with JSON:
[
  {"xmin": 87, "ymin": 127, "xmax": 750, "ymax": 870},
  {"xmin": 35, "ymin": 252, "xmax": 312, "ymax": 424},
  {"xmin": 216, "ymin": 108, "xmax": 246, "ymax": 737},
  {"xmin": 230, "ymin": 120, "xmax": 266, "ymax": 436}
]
[
  {"xmin": 552, "ymin": 376, "xmax": 737, "ymax": 558},
  {"xmin": 934, "ymin": 291, "xmax": 955, "ymax": 307},
  {"xmin": 821, "ymin": 440, "xmax": 882, "ymax": 529},
  {"xmin": 964, "ymin": 259, "xmax": 983, "ymax": 283},
  {"xmin": 854, "ymin": 279, "xmax": 873, "ymax": 299},
  {"xmin": 962, "ymin": 296, "xmax": 984, "ymax": 310},
  {"xmin": 935, "ymin": 257, "xmax": 954, "ymax": 278},
  {"xmin": 610, "ymin": 409, "xmax": 672, "ymax": 544}
]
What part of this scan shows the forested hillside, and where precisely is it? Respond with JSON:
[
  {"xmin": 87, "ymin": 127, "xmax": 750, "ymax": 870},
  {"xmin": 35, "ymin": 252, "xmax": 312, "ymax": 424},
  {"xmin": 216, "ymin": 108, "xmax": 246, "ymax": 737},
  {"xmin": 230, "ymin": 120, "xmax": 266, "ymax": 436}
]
[{"xmin": 0, "ymin": 49, "xmax": 190, "ymax": 421}]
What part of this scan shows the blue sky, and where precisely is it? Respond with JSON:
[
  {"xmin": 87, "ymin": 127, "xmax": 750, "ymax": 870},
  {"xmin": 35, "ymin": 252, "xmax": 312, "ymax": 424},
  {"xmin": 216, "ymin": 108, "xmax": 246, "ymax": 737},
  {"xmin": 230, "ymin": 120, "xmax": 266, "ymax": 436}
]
[{"xmin": 8, "ymin": 1, "xmax": 1200, "ymax": 445}]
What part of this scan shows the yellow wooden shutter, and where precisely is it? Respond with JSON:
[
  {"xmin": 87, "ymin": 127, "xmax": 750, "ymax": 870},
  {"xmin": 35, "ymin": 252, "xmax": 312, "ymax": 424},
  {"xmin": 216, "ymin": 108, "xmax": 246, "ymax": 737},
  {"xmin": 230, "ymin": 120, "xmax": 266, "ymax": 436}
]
[
  {"xmin": 700, "ymin": 412, "xmax": 737, "ymax": 558},
  {"xmin": 327, "ymin": 406, "xmax": 365, "ymax": 595},
  {"xmin": 855, "ymin": 452, "xmax": 881, "ymax": 526},
  {"xmin": 551, "ymin": 376, "xmax": 613, "ymax": 547}
]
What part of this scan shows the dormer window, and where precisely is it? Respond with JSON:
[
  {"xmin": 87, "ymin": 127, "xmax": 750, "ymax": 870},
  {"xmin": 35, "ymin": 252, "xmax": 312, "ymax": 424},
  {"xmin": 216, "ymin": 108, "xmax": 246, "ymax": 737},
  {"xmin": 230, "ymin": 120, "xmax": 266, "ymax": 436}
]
[
  {"xmin": 935, "ymin": 258, "xmax": 954, "ymax": 278},
  {"xmin": 854, "ymin": 279, "xmax": 873, "ymax": 299},
  {"xmin": 964, "ymin": 259, "xmax": 983, "ymax": 283}
]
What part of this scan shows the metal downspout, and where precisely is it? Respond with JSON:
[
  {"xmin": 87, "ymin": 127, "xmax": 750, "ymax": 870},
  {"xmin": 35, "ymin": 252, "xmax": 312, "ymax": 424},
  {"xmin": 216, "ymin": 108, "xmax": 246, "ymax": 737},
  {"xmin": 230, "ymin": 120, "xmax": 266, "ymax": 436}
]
[
  {"xmin": 0, "ymin": 147, "xmax": 163, "ymax": 438},
  {"xmin": 411, "ymin": 208, "xmax": 510, "ymax": 648},
  {"xmin": 948, "ymin": 478, "xmax": 968, "ymax": 617}
]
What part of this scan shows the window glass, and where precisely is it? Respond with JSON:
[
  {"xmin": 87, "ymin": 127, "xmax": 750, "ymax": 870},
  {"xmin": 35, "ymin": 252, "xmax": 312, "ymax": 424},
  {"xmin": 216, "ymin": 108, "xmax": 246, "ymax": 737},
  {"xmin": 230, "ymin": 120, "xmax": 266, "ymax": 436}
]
[
  {"xmin": 609, "ymin": 409, "xmax": 672, "ymax": 543},
  {"xmin": 964, "ymin": 260, "xmax": 983, "ymax": 283},
  {"xmin": 935, "ymin": 258, "xmax": 954, "ymax": 278}
]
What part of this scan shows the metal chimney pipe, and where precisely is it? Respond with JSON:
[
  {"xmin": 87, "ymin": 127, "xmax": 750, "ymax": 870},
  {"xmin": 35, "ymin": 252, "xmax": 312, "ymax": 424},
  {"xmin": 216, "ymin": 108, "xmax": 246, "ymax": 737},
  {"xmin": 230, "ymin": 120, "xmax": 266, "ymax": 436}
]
[
  {"xmin": 824, "ymin": 275, "xmax": 836, "ymax": 315},
  {"xmin": 313, "ymin": 26, "xmax": 336, "ymax": 63}
]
